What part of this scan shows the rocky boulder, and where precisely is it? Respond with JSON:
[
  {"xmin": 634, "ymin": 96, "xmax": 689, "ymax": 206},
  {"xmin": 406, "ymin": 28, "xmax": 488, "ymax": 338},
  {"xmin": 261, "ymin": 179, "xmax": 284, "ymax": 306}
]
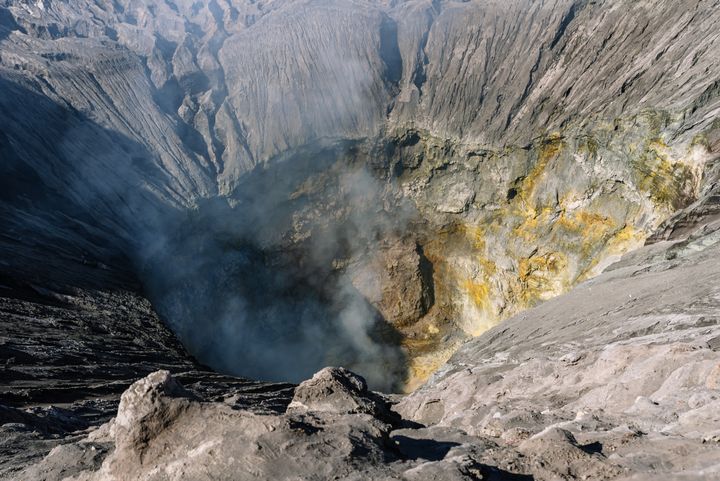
[
  {"xmin": 111, "ymin": 370, "xmax": 198, "ymax": 455},
  {"xmin": 287, "ymin": 367, "xmax": 400, "ymax": 426}
]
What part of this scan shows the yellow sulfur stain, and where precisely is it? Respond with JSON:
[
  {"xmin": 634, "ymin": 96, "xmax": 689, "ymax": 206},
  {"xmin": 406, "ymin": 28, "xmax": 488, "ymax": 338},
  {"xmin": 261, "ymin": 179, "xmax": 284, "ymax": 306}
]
[
  {"xmin": 633, "ymin": 137, "xmax": 698, "ymax": 211},
  {"xmin": 462, "ymin": 279, "xmax": 492, "ymax": 312},
  {"xmin": 404, "ymin": 348, "xmax": 457, "ymax": 393},
  {"xmin": 611, "ymin": 225, "xmax": 643, "ymax": 246},
  {"xmin": 476, "ymin": 257, "xmax": 497, "ymax": 276},
  {"xmin": 459, "ymin": 224, "xmax": 486, "ymax": 250},
  {"xmin": 556, "ymin": 209, "xmax": 619, "ymax": 259},
  {"xmin": 516, "ymin": 252, "xmax": 568, "ymax": 305},
  {"xmin": 522, "ymin": 133, "xmax": 565, "ymax": 196},
  {"xmin": 577, "ymin": 225, "xmax": 646, "ymax": 281},
  {"xmin": 394, "ymin": 120, "xmax": 706, "ymax": 392},
  {"xmin": 557, "ymin": 210, "xmax": 616, "ymax": 234}
]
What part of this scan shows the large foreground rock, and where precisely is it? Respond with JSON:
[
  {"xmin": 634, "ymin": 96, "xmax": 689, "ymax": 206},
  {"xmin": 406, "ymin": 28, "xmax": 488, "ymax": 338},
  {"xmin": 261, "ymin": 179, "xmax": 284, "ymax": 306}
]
[{"xmin": 22, "ymin": 369, "xmax": 492, "ymax": 481}]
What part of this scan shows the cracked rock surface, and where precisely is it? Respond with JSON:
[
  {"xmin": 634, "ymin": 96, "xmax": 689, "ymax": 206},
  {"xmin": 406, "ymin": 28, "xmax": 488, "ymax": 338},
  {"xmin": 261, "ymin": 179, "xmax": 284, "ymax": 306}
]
[{"xmin": 1, "ymin": 0, "xmax": 720, "ymax": 479}]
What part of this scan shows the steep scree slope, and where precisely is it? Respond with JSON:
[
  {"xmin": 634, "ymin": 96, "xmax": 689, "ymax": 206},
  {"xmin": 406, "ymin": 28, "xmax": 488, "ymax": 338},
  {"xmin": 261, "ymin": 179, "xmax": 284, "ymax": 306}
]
[
  {"xmin": 2, "ymin": 0, "xmax": 720, "ymax": 479},
  {"xmin": 1, "ymin": 0, "xmax": 719, "ymax": 412}
]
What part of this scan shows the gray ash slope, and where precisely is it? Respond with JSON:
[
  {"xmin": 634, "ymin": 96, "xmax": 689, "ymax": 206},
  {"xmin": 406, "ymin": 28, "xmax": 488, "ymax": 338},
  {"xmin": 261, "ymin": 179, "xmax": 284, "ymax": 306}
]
[{"xmin": 1, "ymin": 0, "xmax": 720, "ymax": 479}]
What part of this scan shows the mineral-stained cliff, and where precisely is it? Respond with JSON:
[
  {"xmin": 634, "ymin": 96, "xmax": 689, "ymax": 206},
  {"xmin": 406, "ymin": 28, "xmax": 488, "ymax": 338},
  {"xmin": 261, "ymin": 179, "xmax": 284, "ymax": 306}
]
[
  {"xmin": 1, "ymin": 0, "xmax": 720, "ymax": 478},
  {"xmin": 14, "ymin": 188, "xmax": 720, "ymax": 479}
]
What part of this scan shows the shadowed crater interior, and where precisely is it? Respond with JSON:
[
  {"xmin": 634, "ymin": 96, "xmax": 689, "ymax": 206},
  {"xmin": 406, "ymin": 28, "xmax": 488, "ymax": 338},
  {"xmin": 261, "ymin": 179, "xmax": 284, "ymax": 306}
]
[{"xmin": 136, "ymin": 150, "xmax": 415, "ymax": 392}]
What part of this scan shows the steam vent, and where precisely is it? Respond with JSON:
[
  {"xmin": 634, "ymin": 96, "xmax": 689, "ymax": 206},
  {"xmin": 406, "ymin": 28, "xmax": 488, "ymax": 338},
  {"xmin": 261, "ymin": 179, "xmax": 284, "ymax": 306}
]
[{"xmin": 2, "ymin": 0, "xmax": 720, "ymax": 479}]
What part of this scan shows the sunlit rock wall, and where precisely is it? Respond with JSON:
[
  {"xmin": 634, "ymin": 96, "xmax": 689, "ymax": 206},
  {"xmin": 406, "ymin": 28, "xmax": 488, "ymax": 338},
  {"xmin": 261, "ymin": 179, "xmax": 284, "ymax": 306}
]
[{"xmin": 1, "ymin": 0, "xmax": 719, "ymax": 389}]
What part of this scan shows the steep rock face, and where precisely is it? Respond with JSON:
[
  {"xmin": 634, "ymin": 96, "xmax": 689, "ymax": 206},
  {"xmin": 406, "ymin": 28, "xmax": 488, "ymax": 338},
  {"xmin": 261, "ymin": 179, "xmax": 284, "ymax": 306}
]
[
  {"xmin": 394, "ymin": 181, "xmax": 720, "ymax": 479},
  {"xmin": 1, "ymin": 1, "xmax": 720, "ymax": 478},
  {"xmin": 1, "ymin": 0, "xmax": 719, "ymax": 403},
  {"xmin": 2, "ymin": 1, "xmax": 718, "ymax": 387},
  {"xmin": 390, "ymin": 0, "xmax": 720, "ymax": 144}
]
